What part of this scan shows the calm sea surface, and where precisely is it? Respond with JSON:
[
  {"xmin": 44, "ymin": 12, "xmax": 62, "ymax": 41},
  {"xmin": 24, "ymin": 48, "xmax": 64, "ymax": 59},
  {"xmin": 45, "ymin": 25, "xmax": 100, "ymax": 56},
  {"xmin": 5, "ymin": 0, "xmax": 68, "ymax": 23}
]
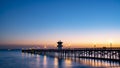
[{"xmin": 0, "ymin": 50, "xmax": 120, "ymax": 68}]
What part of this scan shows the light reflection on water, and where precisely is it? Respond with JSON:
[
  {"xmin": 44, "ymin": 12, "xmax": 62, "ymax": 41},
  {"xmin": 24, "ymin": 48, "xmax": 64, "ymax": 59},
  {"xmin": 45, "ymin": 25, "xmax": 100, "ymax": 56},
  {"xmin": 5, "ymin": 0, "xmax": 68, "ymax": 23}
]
[
  {"xmin": 0, "ymin": 51, "xmax": 120, "ymax": 68},
  {"xmin": 53, "ymin": 56, "xmax": 80, "ymax": 68},
  {"xmin": 54, "ymin": 57, "xmax": 58, "ymax": 66},
  {"xmin": 43, "ymin": 55, "xmax": 47, "ymax": 68},
  {"xmin": 69, "ymin": 57, "xmax": 120, "ymax": 68},
  {"xmin": 21, "ymin": 51, "xmax": 120, "ymax": 68},
  {"xmin": 65, "ymin": 58, "xmax": 72, "ymax": 65},
  {"xmin": 22, "ymin": 53, "xmax": 120, "ymax": 68},
  {"xmin": 36, "ymin": 54, "xmax": 40, "ymax": 68}
]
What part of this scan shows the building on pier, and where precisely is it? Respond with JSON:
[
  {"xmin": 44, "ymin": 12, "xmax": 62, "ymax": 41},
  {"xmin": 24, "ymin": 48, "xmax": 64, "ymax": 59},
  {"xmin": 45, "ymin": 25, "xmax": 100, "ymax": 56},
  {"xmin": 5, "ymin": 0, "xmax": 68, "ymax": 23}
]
[{"xmin": 57, "ymin": 40, "xmax": 63, "ymax": 50}]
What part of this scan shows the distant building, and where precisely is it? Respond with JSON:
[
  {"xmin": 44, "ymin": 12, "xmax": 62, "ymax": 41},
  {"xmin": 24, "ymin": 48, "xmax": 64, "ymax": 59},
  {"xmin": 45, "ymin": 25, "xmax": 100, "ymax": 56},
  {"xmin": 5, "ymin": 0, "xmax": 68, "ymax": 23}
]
[{"xmin": 57, "ymin": 40, "xmax": 63, "ymax": 50}]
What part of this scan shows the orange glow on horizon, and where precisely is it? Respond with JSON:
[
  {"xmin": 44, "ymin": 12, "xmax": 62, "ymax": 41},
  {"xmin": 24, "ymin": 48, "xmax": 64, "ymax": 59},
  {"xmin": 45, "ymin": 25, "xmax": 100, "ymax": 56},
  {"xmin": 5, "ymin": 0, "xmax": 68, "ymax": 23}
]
[
  {"xmin": 0, "ymin": 32, "xmax": 120, "ymax": 48},
  {"xmin": 0, "ymin": 39, "xmax": 120, "ymax": 48}
]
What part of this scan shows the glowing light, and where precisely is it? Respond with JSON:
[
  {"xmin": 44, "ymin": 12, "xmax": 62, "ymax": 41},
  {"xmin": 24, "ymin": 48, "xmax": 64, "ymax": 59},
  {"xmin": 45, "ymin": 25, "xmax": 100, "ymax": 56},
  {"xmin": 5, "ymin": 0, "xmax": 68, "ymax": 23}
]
[
  {"xmin": 65, "ymin": 59, "xmax": 71, "ymax": 65},
  {"xmin": 36, "ymin": 55, "xmax": 40, "ymax": 67},
  {"xmin": 43, "ymin": 55, "xmax": 47, "ymax": 65},
  {"xmin": 29, "ymin": 48, "xmax": 32, "ymax": 50},
  {"xmin": 54, "ymin": 57, "xmax": 58, "ymax": 66}
]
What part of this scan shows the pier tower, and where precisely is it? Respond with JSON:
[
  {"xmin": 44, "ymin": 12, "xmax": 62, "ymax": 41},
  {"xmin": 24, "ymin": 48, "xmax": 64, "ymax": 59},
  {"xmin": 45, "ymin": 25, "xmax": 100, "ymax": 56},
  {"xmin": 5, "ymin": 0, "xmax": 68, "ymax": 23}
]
[{"xmin": 57, "ymin": 40, "xmax": 63, "ymax": 50}]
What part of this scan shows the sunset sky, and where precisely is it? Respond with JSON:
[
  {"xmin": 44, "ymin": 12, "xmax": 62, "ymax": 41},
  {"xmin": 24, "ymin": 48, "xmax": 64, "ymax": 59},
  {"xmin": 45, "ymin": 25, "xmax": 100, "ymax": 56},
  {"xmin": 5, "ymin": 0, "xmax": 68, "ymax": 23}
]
[{"xmin": 0, "ymin": 0, "xmax": 120, "ymax": 49}]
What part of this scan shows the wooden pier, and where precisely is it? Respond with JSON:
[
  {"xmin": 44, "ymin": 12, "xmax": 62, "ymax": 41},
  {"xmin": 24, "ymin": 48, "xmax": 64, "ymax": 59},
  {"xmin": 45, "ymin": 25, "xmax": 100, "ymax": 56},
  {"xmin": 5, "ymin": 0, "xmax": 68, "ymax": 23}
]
[{"xmin": 22, "ymin": 47, "xmax": 120, "ymax": 62}]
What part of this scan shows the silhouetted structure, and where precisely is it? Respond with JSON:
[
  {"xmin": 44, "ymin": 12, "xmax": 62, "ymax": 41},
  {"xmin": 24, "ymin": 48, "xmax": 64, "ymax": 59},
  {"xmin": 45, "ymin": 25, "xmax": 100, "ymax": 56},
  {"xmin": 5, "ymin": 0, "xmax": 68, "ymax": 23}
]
[
  {"xmin": 22, "ymin": 41, "xmax": 120, "ymax": 62},
  {"xmin": 22, "ymin": 47, "xmax": 120, "ymax": 62},
  {"xmin": 57, "ymin": 40, "xmax": 63, "ymax": 50}
]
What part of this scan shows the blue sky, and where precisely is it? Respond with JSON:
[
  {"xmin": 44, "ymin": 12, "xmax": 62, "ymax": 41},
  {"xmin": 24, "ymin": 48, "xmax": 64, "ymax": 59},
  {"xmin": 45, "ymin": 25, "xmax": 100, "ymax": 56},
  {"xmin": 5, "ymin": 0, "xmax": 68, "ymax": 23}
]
[{"xmin": 0, "ymin": 0, "xmax": 120, "ymax": 48}]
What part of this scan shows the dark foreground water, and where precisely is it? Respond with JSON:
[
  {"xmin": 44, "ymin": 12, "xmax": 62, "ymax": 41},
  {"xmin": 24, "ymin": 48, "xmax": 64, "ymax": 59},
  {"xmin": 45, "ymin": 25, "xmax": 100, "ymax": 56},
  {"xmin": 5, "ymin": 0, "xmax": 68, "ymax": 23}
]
[{"xmin": 0, "ymin": 50, "xmax": 120, "ymax": 68}]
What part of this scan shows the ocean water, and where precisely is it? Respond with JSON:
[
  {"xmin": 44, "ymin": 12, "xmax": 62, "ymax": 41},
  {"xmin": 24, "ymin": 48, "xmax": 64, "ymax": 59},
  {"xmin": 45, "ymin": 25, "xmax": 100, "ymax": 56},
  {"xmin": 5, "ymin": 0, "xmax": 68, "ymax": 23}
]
[{"xmin": 0, "ymin": 50, "xmax": 120, "ymax": 68}]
